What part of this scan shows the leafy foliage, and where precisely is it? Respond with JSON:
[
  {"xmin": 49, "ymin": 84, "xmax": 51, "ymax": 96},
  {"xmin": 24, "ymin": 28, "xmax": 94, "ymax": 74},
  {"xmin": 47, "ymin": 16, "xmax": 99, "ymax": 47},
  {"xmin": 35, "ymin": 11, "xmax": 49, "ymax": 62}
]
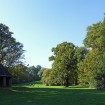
[
  {"xmin": 43, "ymin": 16, "xmax": 105, "ymax": 89},
  {"xmin": 42, "ymin": 68, "xmax": 51, "ymax": 86},
  {"xmin": 0, "ymin": 23, "xmax": 24, "ymax": 68},
  {"xmin": 84, "ymin": 17, "xmax": 105, "ymax": 49},
  {"xmin": 10, "ymin": 64, "xmax": 42, "ymax": 84},
  {"xmin": 1, "ymin": 16, "xmax": 105, "ymax": 90},
  {"xmin": 79, "ymin": 17, "xmax": 105, "ymax": 89},
  {"xmin": 49, "ymin": 42, "xmax": 77, "ymax": 87}
]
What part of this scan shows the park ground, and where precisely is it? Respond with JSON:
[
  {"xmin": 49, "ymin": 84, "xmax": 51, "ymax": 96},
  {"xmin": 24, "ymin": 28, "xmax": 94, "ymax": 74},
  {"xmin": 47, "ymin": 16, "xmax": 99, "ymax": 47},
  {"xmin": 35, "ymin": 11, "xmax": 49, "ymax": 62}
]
[{"xmin": 0, "ymin": 81, "xmax": 105, "ymax": 105}]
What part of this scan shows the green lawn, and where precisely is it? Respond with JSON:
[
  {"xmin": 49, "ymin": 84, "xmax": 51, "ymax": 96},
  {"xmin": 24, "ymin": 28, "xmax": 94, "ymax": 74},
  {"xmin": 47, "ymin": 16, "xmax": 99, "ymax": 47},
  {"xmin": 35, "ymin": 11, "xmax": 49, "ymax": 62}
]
[{"xmin": 0, "ymin": 82, "xmax": 105, "ymax": 105}]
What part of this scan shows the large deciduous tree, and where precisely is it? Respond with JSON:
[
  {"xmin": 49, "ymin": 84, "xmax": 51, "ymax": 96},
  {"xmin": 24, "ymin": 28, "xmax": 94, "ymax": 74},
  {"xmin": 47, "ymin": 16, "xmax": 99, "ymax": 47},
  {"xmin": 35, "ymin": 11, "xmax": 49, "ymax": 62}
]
[
  {"xmin": 0, "ymin": 23, "xmax": 24, "ymax": 68},
  {"xmin": 49, "ymin": 42, "xmax": 77, "ymax": 87},
  {"xmin": 79, "ymin": 17, "xmax": 105, "ymax": 89}
]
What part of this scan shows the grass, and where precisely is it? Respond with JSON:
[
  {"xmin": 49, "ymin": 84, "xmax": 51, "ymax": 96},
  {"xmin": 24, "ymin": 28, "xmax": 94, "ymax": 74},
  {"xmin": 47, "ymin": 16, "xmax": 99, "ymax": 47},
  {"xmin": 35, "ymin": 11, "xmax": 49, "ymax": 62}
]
[{"xmin": 0, "ymin": 82, "xmax": 105, "ymax": 105}]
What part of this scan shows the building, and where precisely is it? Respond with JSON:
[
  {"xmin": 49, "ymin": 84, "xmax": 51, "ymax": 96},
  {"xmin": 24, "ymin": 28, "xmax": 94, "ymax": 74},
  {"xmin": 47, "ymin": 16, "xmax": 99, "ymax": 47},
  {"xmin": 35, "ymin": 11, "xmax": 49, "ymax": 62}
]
[{"xmin": 0, "ymin": 64, "xmax": 12, "ymax": 87}]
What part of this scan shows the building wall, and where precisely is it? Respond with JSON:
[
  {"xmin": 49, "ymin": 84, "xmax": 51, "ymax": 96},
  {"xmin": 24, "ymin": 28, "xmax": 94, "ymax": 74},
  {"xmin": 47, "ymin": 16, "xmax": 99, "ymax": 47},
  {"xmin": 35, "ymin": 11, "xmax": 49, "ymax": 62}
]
[{"xmin": 0, "ymin": 76, "xmax": 12, "ymax": 87}]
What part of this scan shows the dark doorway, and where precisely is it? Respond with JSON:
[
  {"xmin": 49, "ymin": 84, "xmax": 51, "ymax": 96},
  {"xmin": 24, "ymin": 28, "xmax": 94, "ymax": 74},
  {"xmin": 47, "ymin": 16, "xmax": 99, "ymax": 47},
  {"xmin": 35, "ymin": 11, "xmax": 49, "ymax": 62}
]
[{"xmin": 0, "ymin": 77, "xmax": 3, "ymax": 87}]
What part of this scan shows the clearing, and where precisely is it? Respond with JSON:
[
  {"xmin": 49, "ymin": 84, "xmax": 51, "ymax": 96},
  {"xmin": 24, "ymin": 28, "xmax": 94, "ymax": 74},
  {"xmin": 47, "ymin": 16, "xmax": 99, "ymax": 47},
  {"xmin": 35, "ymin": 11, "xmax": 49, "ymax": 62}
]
[{"xmin": 0, "ymin": 82, "xmax": 105, "ymax": 105}]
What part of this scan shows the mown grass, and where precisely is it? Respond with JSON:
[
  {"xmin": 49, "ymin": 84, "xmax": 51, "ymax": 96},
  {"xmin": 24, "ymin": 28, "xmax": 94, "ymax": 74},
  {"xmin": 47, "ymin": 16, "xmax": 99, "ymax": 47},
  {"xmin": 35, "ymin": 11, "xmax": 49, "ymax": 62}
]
[{"xmin": 0, "ymin": 81, "xmax": 105, "ymax": 105}]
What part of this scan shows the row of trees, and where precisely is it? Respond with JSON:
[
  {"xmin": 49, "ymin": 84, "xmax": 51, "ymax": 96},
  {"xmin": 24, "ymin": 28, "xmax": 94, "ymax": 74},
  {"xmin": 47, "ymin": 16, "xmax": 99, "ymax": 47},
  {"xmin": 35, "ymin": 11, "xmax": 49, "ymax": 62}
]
[
  {"xmin": 42, "ymin": 16, "xmax": 105, "ymax": 89},
  {"xmin": 10, "ymin": 64, "xmax": 44, "ymax": 83},
  {"xmin": 42, "ymin": 43, "xmax": 87, "ymax": 87},
  {"xmin": 1, "ymin": 16, "xmax": 105, "ymax": 89}
]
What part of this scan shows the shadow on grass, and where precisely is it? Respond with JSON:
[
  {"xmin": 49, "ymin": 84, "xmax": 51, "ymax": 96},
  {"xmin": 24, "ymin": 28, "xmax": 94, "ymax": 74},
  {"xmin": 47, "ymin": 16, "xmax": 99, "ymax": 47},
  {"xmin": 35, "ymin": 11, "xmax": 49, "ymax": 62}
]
[{"xmin": 0, "ymin": 86, "xmax": 105, "ymax": 105}]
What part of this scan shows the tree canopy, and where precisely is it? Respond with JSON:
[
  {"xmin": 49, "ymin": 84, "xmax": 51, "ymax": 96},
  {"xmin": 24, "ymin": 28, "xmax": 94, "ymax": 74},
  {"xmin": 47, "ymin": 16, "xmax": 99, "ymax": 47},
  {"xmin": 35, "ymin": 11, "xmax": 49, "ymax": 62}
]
[
  {"xmin": 49, "ymin": 42, "xmax": 77, "ymax": 87},
  {"xmin": 78, "ymin": 17, "xmax": 105, "ymax": 89},
  {"xmin": 0, "ymin": 23, "xmax": 24, "ymax": 68}
]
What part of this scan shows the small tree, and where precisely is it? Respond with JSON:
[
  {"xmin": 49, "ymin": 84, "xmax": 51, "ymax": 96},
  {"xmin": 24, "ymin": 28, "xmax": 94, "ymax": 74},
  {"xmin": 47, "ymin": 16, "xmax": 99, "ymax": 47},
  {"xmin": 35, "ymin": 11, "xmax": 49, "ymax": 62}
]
[{"xmin": 42, "ymin": 69, "xmax": 51, "ymax": 86}]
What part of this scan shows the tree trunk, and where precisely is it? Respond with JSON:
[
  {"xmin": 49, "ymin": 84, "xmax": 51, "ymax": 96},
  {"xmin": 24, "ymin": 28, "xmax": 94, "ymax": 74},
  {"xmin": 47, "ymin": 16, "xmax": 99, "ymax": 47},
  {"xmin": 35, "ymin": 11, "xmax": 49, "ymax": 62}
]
[
  {"xmin": 65, "ymin": 77, "xmax": 69, "ymax": 87},
  {"xmin": 74, "ymin": 78, "xmax": 78, "ymax": 85}
]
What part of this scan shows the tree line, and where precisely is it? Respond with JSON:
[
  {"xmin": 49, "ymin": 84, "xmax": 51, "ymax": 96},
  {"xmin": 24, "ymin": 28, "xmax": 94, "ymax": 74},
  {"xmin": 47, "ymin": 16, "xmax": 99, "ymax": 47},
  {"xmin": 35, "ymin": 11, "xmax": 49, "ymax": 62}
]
[
  {"xmin": 0, "ymin": 16, "xmax": 105, "ymax": 89},
  {"xmin": 42, "ymin": 16, "xmax": 105, "ymax": 89},
  {"xmin": 10, "ymin": 64, "xmax": 44, "ymax": 83}
]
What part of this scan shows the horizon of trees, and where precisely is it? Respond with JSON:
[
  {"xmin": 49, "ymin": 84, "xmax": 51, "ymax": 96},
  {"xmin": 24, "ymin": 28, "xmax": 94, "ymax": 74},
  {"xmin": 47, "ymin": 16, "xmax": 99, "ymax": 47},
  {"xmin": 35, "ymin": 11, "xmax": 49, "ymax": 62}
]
[
  {"xmin": 42, "ymin": 16, "xmax": 105, "ymax": 89},
  {"xmin": 1, "ymin": 15, "xmax": 105, "ymax": 89}
]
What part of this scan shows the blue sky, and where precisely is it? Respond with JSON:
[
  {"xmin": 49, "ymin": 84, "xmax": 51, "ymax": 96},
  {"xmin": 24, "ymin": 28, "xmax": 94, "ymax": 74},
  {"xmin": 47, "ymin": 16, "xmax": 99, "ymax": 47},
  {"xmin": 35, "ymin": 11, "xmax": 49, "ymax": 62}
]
[{"xmin": 0, "ymin": 0, "xmax": 105, "ymax": 68}]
